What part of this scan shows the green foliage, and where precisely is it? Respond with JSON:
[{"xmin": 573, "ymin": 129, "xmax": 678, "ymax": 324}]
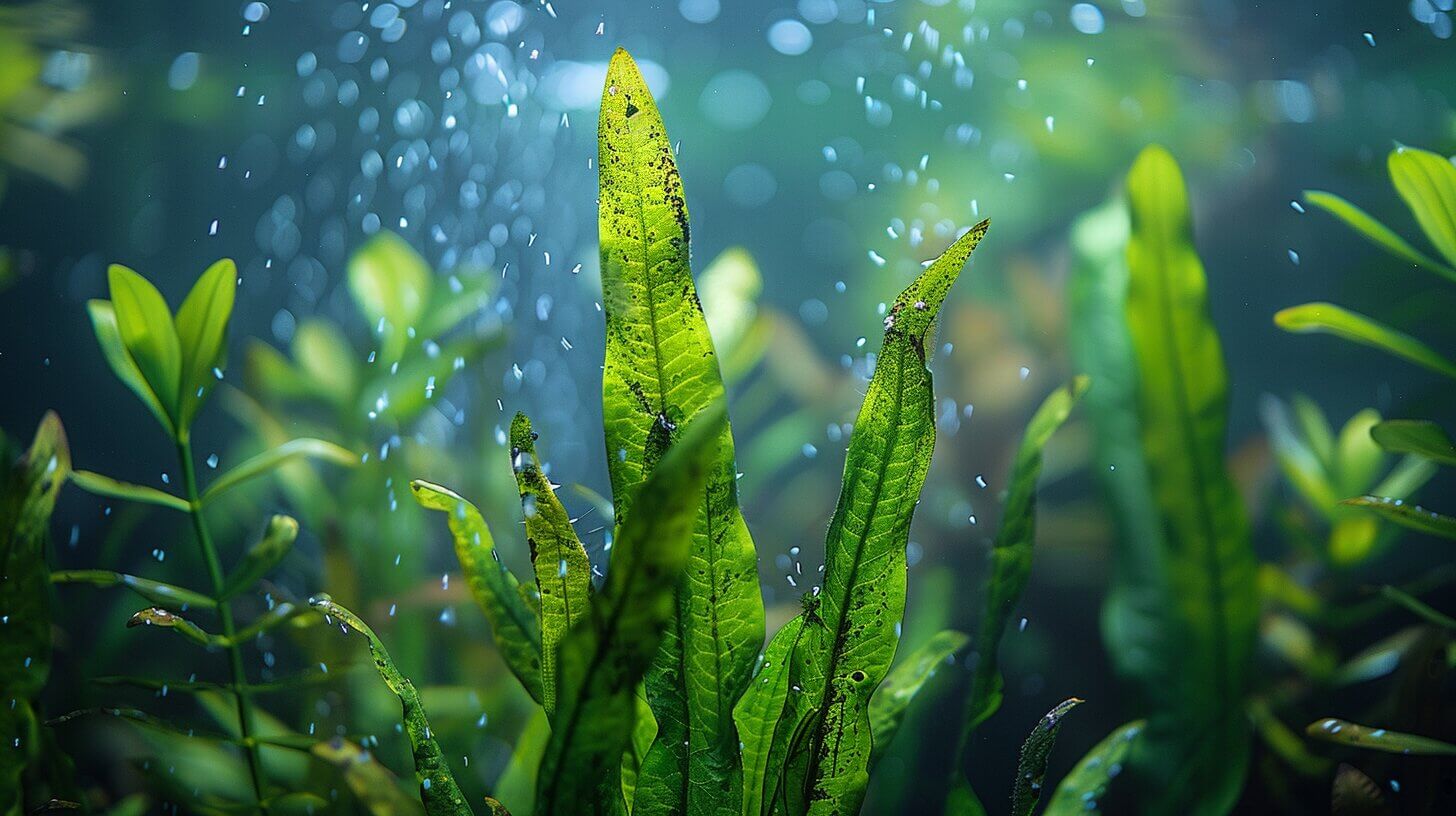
[
  {"xmin": 866, "ymin": 629, "xmax": 969, "ymax": 768},
  {"xmin": 535, "ymin": 402, "xmax": 727, "ymax": 816},
  {"xmin": 1011, "ymin": 698, "xmax": 1082, "ymax": 816},
  {"xmin": 1274, "ymin": 303, "xmax": 1456, "ymax": 379},
  {"xmin": 734, "ymin": 614, "xmax": 808, "ymax": 816},
  {"xmin": 0, "ymin": 412, "xmax": 71, "ymax": 814},
  {"xmin": 1370, "ymin": 419, "xmax": 1456, "ymax": 466},
  {"xmin": 309, "ymin": 595, "xmax": 474, "ymax": 815},
  {"xmin": 1043, "ymin": 721, "xmax": 1143, "ymax": 815},
  {"xmin": 1305, "ymin": 718, "xmax": 1456, "ymax": 756},
  {"xmin": 1073, "ymin": 145, "xmax": 1256, "ymax": 815},
  {"xmin": 597, "ymin": 49, "xmax": 763, "ymax": 816},
  {"xmin": 1340, "ymin": 496, "xmax": 1456, "ymax": 540}
]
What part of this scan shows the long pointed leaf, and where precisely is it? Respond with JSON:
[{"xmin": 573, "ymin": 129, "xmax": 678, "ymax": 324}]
[
  {"xmin": 1341, "ymin": 496, "xmax": 1456, "ymax": 540},
  {"xmin": 1387, "ymin": 146, "xmax": 1456, "ymax": 270},
  {"xmin": 733, "ymin": 615, "xmax": 808, "ymax": 816},
  {"xmin": 87, "ymin": 300, "xmax": 175, "ymax": 435},
  {"xmin": 1303, "ymin": 189, "xmax": 1456, "ymax": 281},
  {"xmin": 174, "ymin": 258, "xmax": 237, "ymax": 433},
  {"xmin": 1275, "ymin": 303, "xmax": 1456, "ymax": 379},
  {"xmin": 107, "ymin": 264, "xmax": 182, "ymax": 422},
  {"xmin": 69, "ymin": 469, "xmax": 188, "ymax": 512},
  {"xmin": 1012, "ymin": 698, "xmax": 1083, "ymax": 816},
  {"xmin": 786, "ymin": 219, "xmax": 989, "ymax": 816},
  {"xmin": 411, "ymin": 480, "xmax": 543, "ymax": 704},
  {"xmin": 534, "ymin": 402, "xmax": 725, "ymax": 816},
  {"xmin": 509, "ymin": 413, "xmax": 591, "ymax": 720},
  {"xmin": 596, "ymin": 48, "xmax": 762, "ymax": 816},
  {"xmin": 201, "ymin": 438, "xmax": 357, "ymax": 505},
  {"xmin": 1307, "ymin": 718, "xmax": 1456, "ymax": 756},
  {"xmin": 308, "ymin": 596, "xmax": 474, "ymax": 815},
  {"xmin": 867, "ymin": 629, "xmax": 968, "ymax": 769},
  {"xmin": 220, "ymin": 515, "xmax": 299, "ymax": 600},
  {"xmin": 1119, "ymin": 145, "xmax": 1256, "ymax": 815},
  {"xmin": 51, "ymin": 569, "xmax": 216, "ymax": 610},
  {"xmin": 1042, "ymin": 721, "xmax": 1143, "ymax": 816}
]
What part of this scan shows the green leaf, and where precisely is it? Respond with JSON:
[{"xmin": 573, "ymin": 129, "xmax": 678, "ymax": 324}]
[
  {"xmin": 69, "ymin": 469, "xmax": 188, "ymax": 512},
  {"xmin": 1333, "ymin": 409, "xmax": 1384, "ymax": 499},
  {"xmin": 359, "ymin": 333, "xmax": 500, "ymax": 424},
  {"xmin": 349, "ymin": 231, "xmax": 431, "ymax": 365},
  {"xmin": 1275, "ymin": 303, "xmax": 1456, "ymax": 379},
  {"xmin": 291, "ymin": 319, "xmax": 359, "ymax": 408},
  {"xmin": 307, "ymin": 595, "xmax": 473, "ymax": 815},
  {"xmin": 126, "ymin": 606, "xmax": 217, "ymax": 648},
  {"xmin": 1387, "ymin": 146, "xmax": 1456, "ymax": 270},
  {"xmin": 785, "ymin": 218, "xmax": 990, "ymax": 816},
  {"xmin": 509, "ymin": 413, "xmax": 591, "ymax": 721},
  {"xmin": 0, "ymin": 412, "xmax": 69, "ymax": 814},
  {"xmin": 1370, "ymin": 419, "xmax": 1456, "ymax": 466},
  {"xmin": 1290, "ymin": 394, "xmax": 1336, "ymax": 469},
  {"xmin": 411, "ymin": 479, "xmax": 543, "ymax": 705},
  {"xmin": 87, "ymin": 300, "xmax": 175, "ymax": 435},
  {"xmin": 596, "ymin": 49, "xmax": 763, "ymax": 816},
  {"xmin": 1260, "ymin": 395, "xmax": 1338, "ymax": 514},
  {"xmin": 173, "ymin": 258, "xmax": 237, "ymax": 433},
  {"xmin": 698, "ymin": 247, "xmax": 769, "ymax": 382},
  {"xmin": 962, "ymin": 377, "xmax": 1088, "ymax": 736},
  {"xmin": 1341, "ymin": 495, "xmax": 1456, "ymax": 540},
  {"xmin": 107, "ymin": 264, "xmax": 183, "ymax": 427},
  {"xmin": 1375, "ymin": 584, "xmax": 1456, "ymax": 630},
  {"xmin": 867, "ymin": 629, "xmax": 969, "ymax": 768},
  {"xmin": 1012, "ymin": 698, "xmax": 1083, "ymax": 816},
  {"xmin": 1303, "ymin": 189, "xmax": 1456, "ymax": 281},
  {"xmin": 200, "ymin": 438, "xmax": 357, "ymax": 505},
  {"xmin": 496, "ymin": 708, "xmax": 550, "ymax": 815},
  {"xmin": 220, "ymin": 515, "xmax": 299, "ymax": 600},
  {"xmin": 311, "ymin": 737, "xmax": 427, "ymax": 816},
  {"xmin": 51, "ymin": 569, "xmax": 216, "ymax": 610},
  {"xmin": 535, "ymin": 401, "xmax": 725, "ymax": 816},
  {"xmin": 733, "ymin": 614, "xmax": 807, "ymax": 816},
  {"xmin": 1118, "ymin": 145, "xmax": 1256, "ymax": 815},
  {"xmin": 1306, "ymin": 718, "xmax": 1456, "ymax": 756},
  {"xmin": 1042, "ymin": 721, "xmax": 1143, "ymax": 816}
]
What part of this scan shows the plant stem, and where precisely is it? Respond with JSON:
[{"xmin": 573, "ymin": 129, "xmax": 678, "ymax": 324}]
[{"xmin": 177, "ymin": 437, "xmax": 267, "ymax": 807}]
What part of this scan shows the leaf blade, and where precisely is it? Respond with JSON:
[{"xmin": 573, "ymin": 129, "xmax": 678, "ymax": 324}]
[
  {"xmin": 1012, "ymin": 699, "xmax": 1083, "ymax": 816},
  {"xmin": 87, "ymin": 300, "xmax": 175, "ymax": 435},
  {"xmin": 173, "ymin": 258, "xmax": 237, "ymax": 433},
  {"xmin": 1275, "ymin": 302, "xmax": 1456, "ymax": 379},
  {"xmin": 200, "ymin": 438, "xmax": 357, "ymax": 505},
  {"xmin": 1306, "ymin": 718, "xmax": 1456, "ymax": 756},
  {"xmin": 1303, "ymin": 189, "xmax": 1456, "ymax": 281},
  {"xmin": 70, "ymin": 468, "xmax": 188, "ymax": 512},
  {"xmin": 220, "ymin": 515, "xmax": 300, "ymax": 600},
  {"xmin": 1387, "ymin": 146, "xmax": 1456, "ymax": 270},
  {"xmin": 1369, "ymin": 419, "xmax": 1456, "ymax": 466},
  {"xmin": 1042, "ymin": 721, "xmax": 1143, "ymax": 816},
  {"xmin": 1341, "ymin": 495, "xmax": 1456, "ymax": 540},
  {"xmin": 867, "ymin": 629, "xmax": 968, "ymax": 769},
  {"xmin": 107, "ymin": 264, "xmax": 182, "ymax": 424}
]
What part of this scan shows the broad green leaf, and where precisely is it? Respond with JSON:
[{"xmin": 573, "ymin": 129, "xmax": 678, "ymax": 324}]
[
  {"xmin": 349, "ymin": 231, "xmax": 431, "ymax": 365},
  {"xmin": 1042, "ymin": 721, "xmax": 1143, "ymax": 816},
  {"xmin": 1303, "ymin": 189, "xmax": 1456, "ymax": 281},
  {"xmin": 596, "ymin": 49, "xmax": 762, "ymax": 816},
  {"xmin": 1370, "ymin": 419, "xmax": 1456, "ymax": 466},
  {"xmin": 509, "ymin": 413, "xmax": 591, "ymax": 720},
  {"xmin": 312, "ymin": 737, "xmax": 426, "ymax": 816},
  {"xmin": 291, "ymin": 319, "xmax": 359, "ymax": 408},
  {"xmin": 620, "ymin": 688, "xmax": 658, "ymax": 812},
  {"xmin": 201, "ymin": 438, "xmax": 357, "ymax": 505},
  {"xmin": 0, "ymin": 412, "xmax": 69, "ymax": 814},
  {"xmin": 1388, "ymin": 146, "xmax": 1456, "ymax": 270},
  {"xmin": 127, "ymin": 606, "xmax": 216, "ymax": 648},
  {"xmin": 220, "ymin": 514, "xmax": 299, "ymax": 600},
  {"xmin": 962, "ymin": 377, "xmax": 1088, "ymax": 734},
  {"xmin": 308, "ymin": 595, "xmax": 473, "ymax": 815},
  {"xmin": 411, "ymin": 479, "xmax": 543, "ymax": 704},
  {"xmin": 1307, "ymin": 718, "xmax": 1456, "ymax": 756},
  {"xmin": 733, "ymin": 614, "xmax": 807, "ymax": 816},
  {"xmin": 1275, "ymin": 303, "xmax": 1456, "ymax": 379},
  {"xmin": 867, "ymin": 629, "xmax": 968, "ymax": 768},
  {"xmin": 51, "ymin": 569, "xmax": 216, "ymax": 610},
  {"xmin": 87, "ymin": 300, "xmax": 174, "ymax": 435},
  {"xmin": 107, "ymin": 264, "xmax": 182, "ymax": 425},
  {"xmin": 535, "ymin": 402, "xmax": 725, "ymax": 816},
  {"xmin": 786, "ymin": 219, "xmax": 990, "ymax": 816},
  {"xmin": 1120, "ymin": 145, "xmax": 1256, "ymax": 816},
  {"xmin": 173, "ymin": 258, "xmax": 237, "ymax": 433},
  {"xmin": 1012, "ymin": 698, "xmax": 1083, "ymax": 816},
  {"xmin": 69, "ymin": 469, "xmax": 188, "ymax": 512},
  {"xmin": 1342, "ymin": 495, "xmax": 1456, "ymax": 540}
]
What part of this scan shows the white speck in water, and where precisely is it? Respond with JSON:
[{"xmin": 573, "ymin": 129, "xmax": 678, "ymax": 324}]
[{"xmin": 1364, "ymin": 32, "xmax": 1376, "ymax": 46}]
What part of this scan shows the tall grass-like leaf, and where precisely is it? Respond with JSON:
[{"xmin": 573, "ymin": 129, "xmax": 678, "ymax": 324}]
[
  {"xmin": 0, "ymin": 413, "xmax": 69, "ymax": 815},
  {"xmin": 596, "ymin": 48, "xmax": 762, "ymax": 815},
  {"xmin": 173, "ymin": 258, "xmax": 237, "ymax": 433},
  {"xmin": 1042, "ymin": 721, "xmax": 1143, "ymax": 816},
  {"xmin": 509, "ymin": 413, "xmax": 591, "ymax": 720},
  {"xmin": 219, "ymin": 515, "xmax": 299, "ymax": 600},
  {"xmin": 1302, "ymin": 190, "xmax": 1456, "ymax": 281},
  {"xmin": 69, "ymin": 468, "xmax": 188, "ymax": 512},
  {"xmin": 348, "ymin": 231, "xmax": 431, "ymax": 365},
  {"xmin": 1011, "ymin": 698, "xmax": 1082, "ymax": 816},
  {"xmin": 1370, "ymin": 419, "xmax": 1456, "ymax": 465},
  {"xmin": 534, "ymin": 403, "xmax": 725, "ymax": 816},
  {"xmin": 1274, "ymin": 303, "xmax": 1456, "ymax": 379},
  {"xmin": 782, "ymin": 219, "xmax": 989, "ymax": 816},
  {"xmin": 308, "ymin": 595, "xmax": 473, "ymax": 815},
  {"xmin": 1387, "ymin": 146, "xmax": 1456, "ymax": 270},
  {"xmin": 961, "ymin": 377, "xmax": 1089, "ymax": 736},
  {"xmin": 733, "ymin": 614, "xmax": 807, "ymax": 816},
  {"xmin": 1306, "ymin": 718, "xmax": 1456, "ymax": 755},
  {"xmin": 1120, "ymin": 145, "xmax": 1256, "ymax": 815},
  {"xmin": 867, "ymin": 629, "xmax": 968, "ymax": 768},
  {"xmin": 87, "ymin": 301, "xmax": 175, "ymax": 435},
  {"xmin": 107, "ymin": 264, "xmax": 182, "ymax": 422},
  {"xmin": 412, "ymin": 480, "xmax": 543, "ymax": 704}
]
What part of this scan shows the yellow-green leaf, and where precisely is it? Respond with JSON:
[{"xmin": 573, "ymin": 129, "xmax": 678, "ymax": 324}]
[
  {"xmin": 868, "ymin": 629, "xmax": 968, "ymax": 769},
  {"xmin": 733, "ymin": 614, "xmax": 807, "ymax": 816},
  {"xmin": 1303, "ymin": 189, "xmax": 1456, "ymax": 281},
  {"xmin": 173, "ymin": 258, "xmax": 237, "ymax": 433},
  {"xmin": 220, "ymin": 515, "xmax": 300, "ymax": 600},
  {"xmin": 87, "ymin": 300, "xmax": 175, "ymax": 436},
  {"xmin": 1388, "ymin": 146, "xmax": 1456, "ymax": 270},
  {"xmin": 200, "ymin": 438, "xmax": 357, "ymax": 505},
  {"xmin": 107, "ymin": 264, "xmax": 182, "ymax": 426},
  {"xmin": 1042, "ymin": 721, "xmax": 1143, "ymax": 816},
  {"xmin": 1341, "ymin": 495, "xmax": 1456, "ymax": 540},
  {"xmin": 1307, "ymin": 718, "xmax": 1456, "ymax": 756},
  {"xmin": 1370, "ymin": 419, "xmax": 1456, "ymax": 466},
  {"xmin": 1275, "ymin": 302, "xmax": 1456, "ymax": 379},
  {"xmin": 69, "ymin": 469, "xmax": 188, "ymax": 512},
  {"xmin": 349, "ymin": 231, "xmax": 431, "ymax": 365}
]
